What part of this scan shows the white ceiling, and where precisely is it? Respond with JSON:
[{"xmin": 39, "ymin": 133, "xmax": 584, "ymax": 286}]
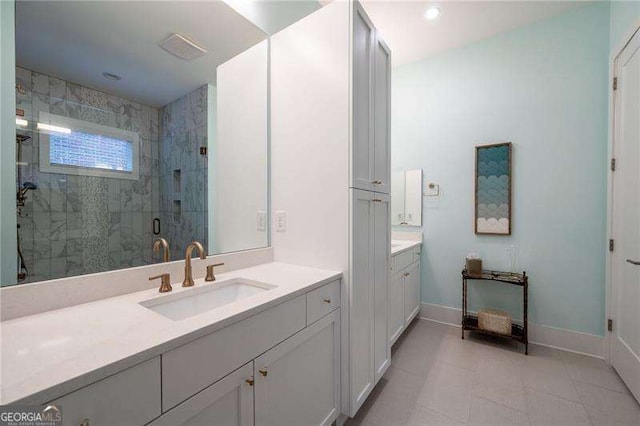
[
  {"xmin": 225, "ymin": 0, "xmax": 321, "ymax": 34},
  {"xmin": 16, "ymin": 1, "xmax": 268, "ymax": 108},
  {"xmin": 360, "ymin": 0, "xmax": 592, "ymax": 66}
]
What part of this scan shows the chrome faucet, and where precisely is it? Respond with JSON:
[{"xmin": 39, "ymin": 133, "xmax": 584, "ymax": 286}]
[
  {"xmin": 183, "ymin": 241, "xmax": 206, "ymax": 287},
  {"xmin": 152, "ymin": 238, "xmax": 170, "ymax": 263}
]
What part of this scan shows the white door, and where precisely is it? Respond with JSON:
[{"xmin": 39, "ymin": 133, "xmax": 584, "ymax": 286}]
[
  {"xmin": 254, "ymin": 310, "xmax": 341, "ymax": 426},
  {"xmin": 150, "ymin": 363, "xmax": 254, "ymax": 426},
  {"xmin": 611, "ymin": 27, "xmax": 640, "ymax": 402},
  {"xmin": 372, "ymin": 34, "xmax": 391, "ymax": 194},
  {"xmin": 388, "ymin": 271, "xmax": 405, "ymax": 345},
  {"xmin": 352, "ymin": 1, "xmax": 375, "ymax": 192},
  {"xmin": 373, "ymin": 193, "xmax": 391, "ymax": 381},
  {"xmin": 404, "ymin": 261, "xmax": 421, "ymax": 324},
  {"xmin": 349, "ymin": 188, "xmax": 375, "ymax": 415}
]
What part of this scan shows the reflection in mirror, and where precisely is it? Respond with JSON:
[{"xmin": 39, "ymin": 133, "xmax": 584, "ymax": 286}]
[
  {"xmin": 8, "ymin": 1, "xmax": 268, "ymax": 286},
  {"xmin": 391, "ymin": 170, "xmax": 423, "ymax": 227}
]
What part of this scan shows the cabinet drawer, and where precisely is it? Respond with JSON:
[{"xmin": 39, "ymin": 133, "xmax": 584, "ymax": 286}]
[
  {"xmin": 306, "ymin": 280, "xmax": 341, "ymax": 325},
  {"xmin": 162, "ymin": 295, "xmax": 306, "ymax": 411},
  {"xmin": 393, "ymin": 249, "xmax": 414, "ymax": 271},
  {"xmin": 48, "ymin": 357, "xmax": 161, "ymax": 426}
]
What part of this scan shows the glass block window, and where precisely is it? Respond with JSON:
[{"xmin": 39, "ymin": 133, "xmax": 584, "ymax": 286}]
[
  {"xmin": 49, "ymin": 131, "xmax": 134, "ymax": 172},
  {"xmin": 39, "ymin": 112, "xmax": 139, "ymax": 180}
]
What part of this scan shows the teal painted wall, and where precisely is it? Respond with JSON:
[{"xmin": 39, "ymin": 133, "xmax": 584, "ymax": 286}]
[
  {"xmin": 0, "ymin": 0, "xmax": 17, "ymax": 285},
  {"xmin": 392, "ymin": 3, "xmax": 610, "ymax": 336}
]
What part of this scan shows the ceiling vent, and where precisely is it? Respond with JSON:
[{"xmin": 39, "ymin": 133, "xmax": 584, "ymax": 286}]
[{"xmin": 159, "ymin": 33, "xmax": 207, "ymax": 61}]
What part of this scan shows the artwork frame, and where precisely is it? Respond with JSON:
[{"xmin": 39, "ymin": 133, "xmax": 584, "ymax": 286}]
[{"xmin": 475, "ymin": 142, "xmax": 512, "ymax": 235}]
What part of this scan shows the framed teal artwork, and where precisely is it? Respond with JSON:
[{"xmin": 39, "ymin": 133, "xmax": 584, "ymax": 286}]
[{"xmin": 475, "ymin": 142, "xmax": 512, "ymax": 235}]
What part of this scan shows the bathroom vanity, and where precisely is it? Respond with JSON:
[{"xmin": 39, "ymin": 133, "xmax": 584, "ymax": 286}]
[
  {"xmin": 389, "ymin": 237, "xmax": 423, "ymax": 345},
  {"xmin": 0, "ymin": 262, "xmax": 342, "ymax": 426}
]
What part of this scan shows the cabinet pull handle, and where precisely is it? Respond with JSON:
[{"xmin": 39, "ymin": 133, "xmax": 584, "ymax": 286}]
[
  {"xmin": 246, "ymin": 378, "xmax": 255, "ymax": 386},
  {"xmin": 372, "ymin": 180, "xmax": 382, "ymax": 184},
  {"xmin": 372, "ymin": 199, "xmax": 382, "ymax": 202},
  {"xmin": 323, "ymin": 298, "xmax": 331, "ymax": 304},
  {"xmin": 404, "ymin": 272, "xmax": 410, "ymax": 277},
  {"xmin": 259, "ymin": 369, "xmax": 268, "ymax": 377}
]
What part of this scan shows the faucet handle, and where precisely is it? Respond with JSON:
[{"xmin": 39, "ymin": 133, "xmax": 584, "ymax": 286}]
[
  {"xmin": 205, "ymin": 263, "xmax": 225, "ymax": 282},
  {"xmin": 149, "ymin": 273, "xmax": 172, "ymax": 293}
]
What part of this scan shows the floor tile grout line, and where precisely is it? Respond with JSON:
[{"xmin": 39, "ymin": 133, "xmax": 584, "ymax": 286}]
[
  {"xmin": 573, "ymin": 378, "xmax": 598, "ymax": 426},
  {"xmin": 412, "ymin": 395, "xmax": 471, "ymax": 426},
  {"xmin": 570, "ymin": 376, "xmax": 632, "ymax": 396},
  {"xmin": 522, "ymin": 384, "xmax": 585, "ymax": 406},
  {"xmin": 524, "ymin": 386, "xmax": 591, "ymax": 410},
  {"xmin": 473, "ymin": 394, "xmax": 529, "ymax": 416}
]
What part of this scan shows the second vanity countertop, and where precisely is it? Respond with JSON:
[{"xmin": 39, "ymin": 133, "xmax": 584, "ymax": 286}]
[
  {"xmin": 391, "ymin": 239, "xmax": 422, "ymax": 256},
  {"xmin": 0, "ymin": 262, "xmax": 342, "ymax": 405}
]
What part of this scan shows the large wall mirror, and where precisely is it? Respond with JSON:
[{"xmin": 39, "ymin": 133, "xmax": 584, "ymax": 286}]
[{"xmin": 8, "ymin": 1, "xmax": 269, "ymax": 285}]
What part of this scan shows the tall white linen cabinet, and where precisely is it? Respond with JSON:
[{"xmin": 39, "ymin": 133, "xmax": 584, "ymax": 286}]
[{"xmin": 271, "ymin": 0, "xmax": 391, "ymax": 418}]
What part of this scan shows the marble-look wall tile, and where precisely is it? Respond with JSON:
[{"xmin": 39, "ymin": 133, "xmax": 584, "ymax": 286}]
[
  {"xmin": 14, "ymin": 67, "xmax": 161, "ymax": 284},
  {"xmin": 158, "ymin": 85, "xmax": 208, "ymax": 259}
]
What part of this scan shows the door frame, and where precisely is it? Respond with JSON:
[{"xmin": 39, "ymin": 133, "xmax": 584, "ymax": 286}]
[{"xmin": 606, "ymin": 23, "xmax": 640, "ymax": 364}]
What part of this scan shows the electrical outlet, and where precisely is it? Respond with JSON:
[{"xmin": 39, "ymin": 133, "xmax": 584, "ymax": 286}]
[
  {"xmin": 257, "ymin": 211, "xmax": 266, "ymax": 232},
  {"xmin": 275, "ymin": 210, "xmax": 286, "ymax": 232}
]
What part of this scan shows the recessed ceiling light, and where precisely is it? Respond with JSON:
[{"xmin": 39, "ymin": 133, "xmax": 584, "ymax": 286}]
[
  {"xmin": 425, "ymin": 7, "xmax": 441, "ymax": 21},
  {"xmin": 102, "ymin": 72, "xmax": 121, "ymax": 81}
]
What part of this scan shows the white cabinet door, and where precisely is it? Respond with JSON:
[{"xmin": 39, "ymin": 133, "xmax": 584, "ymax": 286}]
[
  {"xmin": 350, "ymin": 188, "xmax": 375, "ymax": 414},
  {"xmin": 352, "ymin": 1, "xmax": 375, "ymax": 192},
  {"xmin": 404, "ymin": 261, "xmax": 421, "ymax": 324},
  {"xmin": 150, "ymin": 363, "xmax": 254, "ymax": 426},
  {"xmin": 254, "ymin": 310, "xmax": 341, "ymax": 426},
  {"xmin": 388, "ymin": 271, "xmax": 405, "ymax": 346},
  {"xmin": 372, "ymin": 34, "xmax": 391, "ymax": 194},
  {"xmin": 373, "ymin": 194, "xmax": 390, "ymax": 381},
  {"xmin": 49, "ymin": 357, "xmax": 161, "ymax": 426}
]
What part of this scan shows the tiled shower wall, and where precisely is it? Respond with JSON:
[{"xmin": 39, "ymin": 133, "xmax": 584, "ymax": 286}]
[
  {"xmin": 159, "ymin": 86, "xmax": 209, "ymax": 261},
  {"xmin": 15, "ymin": 67, "xmax": 161, "ymax": 283}
]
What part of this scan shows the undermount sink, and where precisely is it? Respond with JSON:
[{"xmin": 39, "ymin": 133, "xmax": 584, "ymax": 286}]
[{"xmin": 140, "ymin": 278, "xmax": 277, "ymax": 321}]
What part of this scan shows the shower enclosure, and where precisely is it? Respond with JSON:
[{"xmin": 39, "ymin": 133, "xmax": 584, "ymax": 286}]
[{"xmin": 13, "ymin": 68, "xmax": 208, "ymax": 284}]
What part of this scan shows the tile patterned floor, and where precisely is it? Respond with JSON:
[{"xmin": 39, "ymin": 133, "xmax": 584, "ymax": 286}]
[{"xmin": 346, "ymin": 319, "xmax": 640, "ymax": 426}]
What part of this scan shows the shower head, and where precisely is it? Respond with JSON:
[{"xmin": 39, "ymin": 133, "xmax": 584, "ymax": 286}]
[
  {"xmin": 16, "ymin": 134, "xmax": 31, "ymax": 144},
  {"xmin": 23, "ymin": 182, "xmax": 37, "ymax": 191}
]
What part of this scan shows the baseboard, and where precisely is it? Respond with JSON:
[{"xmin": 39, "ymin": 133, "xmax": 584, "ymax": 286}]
[{"xmin": 419, "ymin": 302, "xmax": 606, "ymax": 359}]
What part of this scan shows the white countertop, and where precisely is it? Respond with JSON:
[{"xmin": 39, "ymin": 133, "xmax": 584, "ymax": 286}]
[
  {"xmin": 391, "ymin": 239, "xmax": 422, "ymax": 255},
  {"xmin": 0, "ymin": 262, "xmax": 341, "ymax": 405}
]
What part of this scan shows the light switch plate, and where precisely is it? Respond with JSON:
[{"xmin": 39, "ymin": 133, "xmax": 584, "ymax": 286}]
[
  {"xmin": 275, "ymin": 210, "xmax": 286, "ymax": 232},
  {"xmin": 257, "ymin": 211, "xmax": 266, "ymax": 232}
]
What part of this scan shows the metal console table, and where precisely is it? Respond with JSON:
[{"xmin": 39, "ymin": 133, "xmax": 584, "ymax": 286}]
[{"xmin": 461, "ymin": 269, "xmax": 529, "ymax": 354}]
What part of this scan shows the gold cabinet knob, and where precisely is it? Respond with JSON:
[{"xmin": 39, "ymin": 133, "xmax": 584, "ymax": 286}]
[
  {"xmin": 246, "ymin": 378, "xmax": 255, "ymax": 386},
  {"xmin": 404, "ymin": 272, "xmax": 410, "ymax": 277},
  {"xmin": 323, "ymin": 298, "xmax": 331, "ymax": 304},
  {"xmin": 259, "ymin": 369, "xmax": 268, "ymax": 377},
  {"xmin": 372, "ymin": 180, "xmax": 382, "ymax": 184}
]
